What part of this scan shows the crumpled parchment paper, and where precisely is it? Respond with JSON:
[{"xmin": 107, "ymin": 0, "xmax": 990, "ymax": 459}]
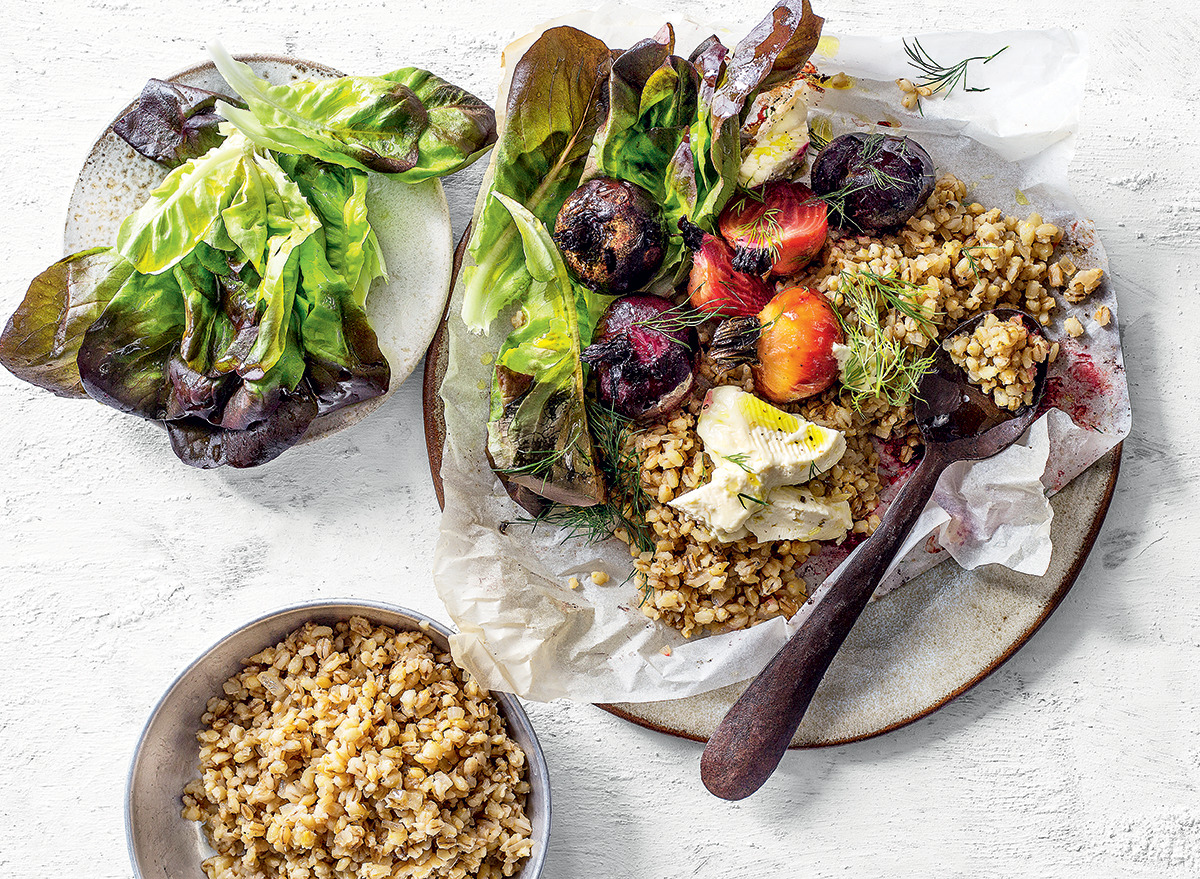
[{"xmin": 433, "ymin": 5, "xmax": 1131, "ymax": 702}]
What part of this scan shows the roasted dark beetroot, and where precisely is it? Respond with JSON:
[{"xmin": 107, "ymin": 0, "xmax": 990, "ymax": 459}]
[
  {"xmin": 717, "ymin": 180, "xmax": 828, "ymax": 277},
  {"xmin": 581, "ymin": 294, "xmax": 695, "ymax": 421},
  {"xmin": 810, "ymin": 133, "xmax": 935, "ymax": 235},
  {"xmin": 553, "ymin": 177, "xmax": 667, "ymax": 293}
]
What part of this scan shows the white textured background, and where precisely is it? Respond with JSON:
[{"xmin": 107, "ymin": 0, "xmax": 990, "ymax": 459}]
[{"xmin": 1, "ymin": 1, "xmax": 1197, "ymax": 877}]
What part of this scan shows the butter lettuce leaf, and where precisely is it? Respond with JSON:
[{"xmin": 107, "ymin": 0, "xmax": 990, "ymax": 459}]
[
  {"xmin": 0, "ymin": 248, "xmax": 135, "ymax": 398},
  {"xmin": 486, "ymin": 192, "xmax": 608, "ymax": 505},
  {"xmin": 209, "ymin": 45, "xmax": 496, "ymax": 180},
  {"xmin": 461, "ymin": 25, "xmax": 613, "ymax": 332},
  {"xmin": 112, "ymin": 78, "xmax": 243, "ymax": 169}
]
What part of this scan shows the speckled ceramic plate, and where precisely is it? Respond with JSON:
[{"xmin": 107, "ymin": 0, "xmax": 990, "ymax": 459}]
[
  {"xmin": 421, "ymin": 234, "xmax": 1121, "ymax": 747},
  {"xmin": 65, "ymin": 55, "xmax": 454, "ymax": 444}
]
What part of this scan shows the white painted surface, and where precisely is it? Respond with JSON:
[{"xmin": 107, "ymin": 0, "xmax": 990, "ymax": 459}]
[{"xmin": 0, "ymin": 1, "xmax": 1196, "ymax": 877}]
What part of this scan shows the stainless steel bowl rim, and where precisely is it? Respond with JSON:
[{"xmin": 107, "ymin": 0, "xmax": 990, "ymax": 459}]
[{"xmin": 126, "ymin": 598, "xmax": 551, "ymax": 879}]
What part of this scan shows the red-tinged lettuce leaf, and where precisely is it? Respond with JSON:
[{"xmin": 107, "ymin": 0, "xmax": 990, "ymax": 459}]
[
  {"xmin": 691, "ymin": 0, "xmax": 824, "ymax": 223},
  {"xmin": 76, "ymin": 260, "xmax": 188, "ymax": 420},
  {"xmin": 165, "ymin": 380, "xmax": 319, "ymax": 469},
  {"xmin": 461, "ymin": 26, "xmax": 614, "ymax": 331},
  {"xmin": 583, "ymin": 26, "xmax": 703, "ymax": 285},
  {"xmin": 112, "ymin": 79, "xmax": 244, "ymax": 169},
  {"xmin": 0, "ymin": 248, "xmax": 135, "ymax": 398},
  {"xmin": 711, "ymin": 0, "xmax": 823, "ymax": 124}
]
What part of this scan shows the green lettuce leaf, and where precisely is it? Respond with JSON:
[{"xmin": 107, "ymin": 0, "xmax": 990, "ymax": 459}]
[
  {"xmin": 0, "ymin": 248, "xmax": 134, "ymax": 398},
  {"xmin": 115, "ymin": 132, "xmax": 251, "ymax": 275},
  {"xmin": 77, "ymin": 259, "xmax": 189, "ymax": 420},
  {"xmin": 209, "ymin": 45, "xmax": 496, "ymax": 180},
  {"xmin": 460, "ymin": 26, "xmax": 613, "ymax": 332},
  {"xmin": 293, "ymin": 235, "xmax": 390, "ymax": 414},
  {"xmin": 276, "ymin": 153, "xmax": 385, "ymax": 307},
  {"xmin": 486, "ymin": 192, "xmax": 608, "ymax": 505},
  {"xmin": 583, "ymin": 27, "xmax": 702, "ymax": 285}
]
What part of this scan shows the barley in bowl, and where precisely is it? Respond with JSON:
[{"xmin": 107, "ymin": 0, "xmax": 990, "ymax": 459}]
[{"xmin": 181, "ymin": 616, "xmax": 533, "ymax": 879}]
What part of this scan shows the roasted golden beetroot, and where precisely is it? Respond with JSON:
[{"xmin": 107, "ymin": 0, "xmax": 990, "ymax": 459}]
[
  {"xmin": 710, "ymin": 285, "xmax": 842, "ymax": 403},
  {"xmin": 717, "ymin": 181, "xmax": 828, "ymax": 277}
]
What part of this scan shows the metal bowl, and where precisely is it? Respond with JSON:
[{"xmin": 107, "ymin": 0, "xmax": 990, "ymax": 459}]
[{"xmin": 126, "ymin": 600, "xmax": 551, "ymax": 879}]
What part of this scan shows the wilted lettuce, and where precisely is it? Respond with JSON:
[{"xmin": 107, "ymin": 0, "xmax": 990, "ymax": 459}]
[{"xmin": 210, "ymin": 45, "xmax": 496, "ymax": 181}]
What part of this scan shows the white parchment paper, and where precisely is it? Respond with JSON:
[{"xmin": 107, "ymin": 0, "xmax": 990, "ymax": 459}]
[{"xmin": 433, "ymin": 6, "xmax": 1131, "ymax": 702}]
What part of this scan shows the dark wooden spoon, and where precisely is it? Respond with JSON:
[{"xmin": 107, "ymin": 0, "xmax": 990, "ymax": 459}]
[{"xmin": 700, "ymin": 308, "xmax": 1051, "ymax": 800}]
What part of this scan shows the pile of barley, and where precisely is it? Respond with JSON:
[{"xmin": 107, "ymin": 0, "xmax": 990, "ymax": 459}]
[
  {"xmin": 944, "ymin": 312, "xmax": 1053, "ymax": 410},
  {"xmin": 181, "ymin": 617, "xmax": 532, "ymax": 879},
  {"xmin": 626, "ymin": 174, "xmax": 1102, "ymax": 637}
]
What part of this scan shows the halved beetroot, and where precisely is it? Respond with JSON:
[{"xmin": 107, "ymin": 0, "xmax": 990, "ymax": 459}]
[
  {"xmin": 718, "ymin": 181, "xmax": 828, "ymax": 277},
  {"xmin": 685, "ymin": 225, "xmax": 775, "ymax": 318}
]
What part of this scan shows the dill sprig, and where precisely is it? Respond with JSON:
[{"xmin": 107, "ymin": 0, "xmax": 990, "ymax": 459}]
[
  {"xmin": 630, "ymin": 301, "xmax": 711, "ymax": 335},
  {"xmin": 494, "ymin": 425, "xmax": 581, "ymax": 478},
  {"xmin": 723, "ymin": 452, "xmax": 753, "ymax": 473},
  {"xmin": 808, "ymin": 136, "xmax": 909, "ymax": 230},
  {"xmin": 736, "ymin": 492, "xmax": 768, "ymax": 509},
  {"xmin": 742, "ymin": 207, "xmax": 784, "ymax": 262},
  {"xmin": 507, "ymin": 400, "xmax": 654, "ymax": 553},
  {"xmin": 846, "ymin": 269, "xmax": 939, "ymax": 329},
  {"xmin": 903, "ymin": 39, "xmax": 1008, "ymax": 113},
  {"xmin": 834, "ymin": 269, "xmax": 939, "ymax": 407},
  {"xmin": 808, "ymin": 123, "xmax": 830, "ymax": 152},
  {"xmin": 957, "ymin": 243, "xmax": 1001, "ymax": 281}
]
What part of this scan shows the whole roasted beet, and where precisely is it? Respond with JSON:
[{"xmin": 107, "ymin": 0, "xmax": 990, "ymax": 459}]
[
  {"xmin": 810, "ymin": 133, "xmax": 935, "ymax": 235},
  {"xmin": 581, "ymin": 294, "xmax": 695, "ymax": 421},
  {"xmin": 553, "ymin": 178, "xmax": 667, "ymax": 293}
]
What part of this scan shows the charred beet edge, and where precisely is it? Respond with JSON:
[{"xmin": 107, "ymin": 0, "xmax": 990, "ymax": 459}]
[
  {"xmin": 680, "ymin": 218, "xmax": 774, "ymax": 318},
  {"xmin": 553, "ymin": 178, "xmax": 667, "ymax": 294},
  {"xmin": 581, "ymin": 294, "xmax": 696, "ymax": 421},
  {"xmin": 709, "ymin": 286, "xmax": 842, "ymax": 404},
  {"xmin": 811, "ymin": 133, "xmax": 935, "ymax": 234}
]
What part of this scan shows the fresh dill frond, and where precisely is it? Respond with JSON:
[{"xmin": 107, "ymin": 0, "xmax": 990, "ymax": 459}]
[
  {"xmin": 723, "ymin": 452, "xmax": 753, "ymax": 473},
  {"xmin": 844, "ymin": 270, "xmax": 939, "ymax": 329},
  {"xmin": 630, "ymin": 301, "xmax": 711, "ymax": 335},
  {"xmin": 743, "ymin": 207, "xmax": 784, "ymax": 262},
  {"xmin": 810, "ymin": 160, "xmax": 907, "ymax": 232},
  {"xmin": 507, "ymin": 401, "xmax": 654, "ymax": 553},
  {"xmin": 736, "ymin": 492, "xmax": 768, "ymax": 509},
  {"xmin": 808, "ymin": 124, "xmax": 830, "ymax": 152},
  {"xmin": 834, "ymin": 270, "xmax": 940, "ymax": 408},
  {"xmin": 903, "ymin": 38, "xmax": 1008, "ymax": 113},
  {"xmin": 958, "ymin": 243, "xmax": 1000, "ymax": 280},
  {"xmin": 494, "ymin": 429, "xmax": 579, "ymax": 478}
]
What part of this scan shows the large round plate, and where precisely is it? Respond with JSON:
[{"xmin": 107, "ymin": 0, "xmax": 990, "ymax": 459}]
[
  {"xmin": 65, "ymin": 55, "xmax": 454, "ymax": 444},
  {"xmin": 421, "ymin": 241, "xmax": 1121, "ymax": 746}
]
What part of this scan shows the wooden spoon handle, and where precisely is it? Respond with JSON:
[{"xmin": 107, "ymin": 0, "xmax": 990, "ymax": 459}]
[{"xmin": 700, "ymin": 446, "xmax": 951, "ymax": 800}]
